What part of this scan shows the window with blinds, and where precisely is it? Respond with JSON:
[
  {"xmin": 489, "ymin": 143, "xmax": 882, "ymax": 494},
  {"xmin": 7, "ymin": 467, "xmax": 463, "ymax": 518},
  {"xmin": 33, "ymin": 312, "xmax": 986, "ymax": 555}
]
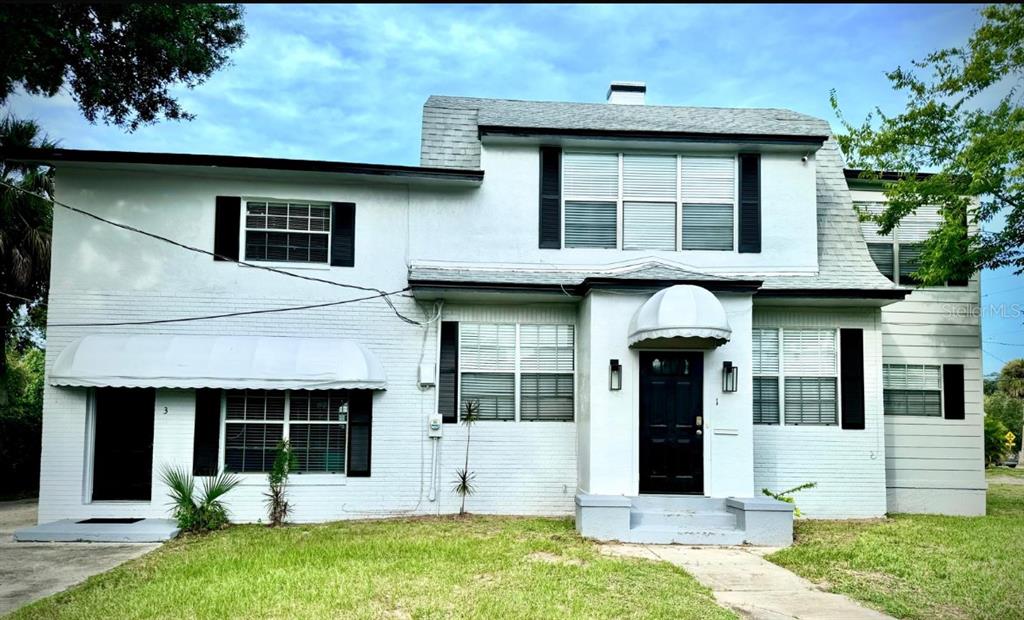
[
  {"xmin": 883, "ymin": 364, "xmax": 942, "ymax": 416},
  {"xmin": 459, "ymin": 323, "xmax": 574, "ymax": 422},
  {"xmin": 224, "ymin": 389, "xmax": 348, "ymax": 473},
  {"xmin": 561, "ymin": 152, "xmax": 736, "ymax": 251},
  {"xmin": 752, "ymin": 328, "xmax": 780, "ymax": 425},
  {"xmin": 752, "ymin": 327, "xmax": 839, "ymax": 426},
  {"xmin": 244, "ymin": 200, "xmax": 331, "ymax": 264},
  {"xmin": 856, "ymin": 201, "xmax": 944, "ymax": 285}
]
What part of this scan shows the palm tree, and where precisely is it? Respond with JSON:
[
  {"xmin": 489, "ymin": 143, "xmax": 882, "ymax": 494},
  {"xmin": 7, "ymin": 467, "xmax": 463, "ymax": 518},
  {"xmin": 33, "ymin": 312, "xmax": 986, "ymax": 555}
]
[{"xmin": 0, "ymin": 116, "xmax": 55, "ymax": 396}]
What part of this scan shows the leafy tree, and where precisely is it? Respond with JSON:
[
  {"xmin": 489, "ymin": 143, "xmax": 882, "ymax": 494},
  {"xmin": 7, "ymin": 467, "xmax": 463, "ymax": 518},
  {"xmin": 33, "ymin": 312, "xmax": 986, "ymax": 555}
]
[
  {"xmin": 996, "ymin": 358, "xmax": 1024, "ymax": 399},
  {"xmin": 984, "ymin": 415, "xmax": 1012, "ymax": 466},
  {"xmin": 834, "ymin": 4, "xmax": 1024, "ymax": 284},
  {"xmin": 986, "ymin": 391, "xmax": 1023, "ymax": 453},
  {"xmin": 0, "ymin": 4, "xmax": 246, "ymax": 130},
  {"xmin": 0, "ymin": 118, "xmax": 54, "ymax": 387}
]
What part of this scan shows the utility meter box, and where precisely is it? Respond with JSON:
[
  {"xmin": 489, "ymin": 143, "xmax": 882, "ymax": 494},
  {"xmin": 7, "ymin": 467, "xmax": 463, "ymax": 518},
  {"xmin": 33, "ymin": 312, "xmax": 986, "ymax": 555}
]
[
  {"xmin": 428, "ymin": 413, "xmax": 443, "ymax": 438},
  {"xmin": 419, "ymin": 363, "xmax": 436, "ymax": 388}
]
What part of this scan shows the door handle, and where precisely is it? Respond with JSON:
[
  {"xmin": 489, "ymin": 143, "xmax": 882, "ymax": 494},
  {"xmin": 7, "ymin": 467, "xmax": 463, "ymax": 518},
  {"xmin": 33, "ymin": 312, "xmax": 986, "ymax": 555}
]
[{"xmin": 696, "ymin": 429, "xmax": 703, "ymax": 436}]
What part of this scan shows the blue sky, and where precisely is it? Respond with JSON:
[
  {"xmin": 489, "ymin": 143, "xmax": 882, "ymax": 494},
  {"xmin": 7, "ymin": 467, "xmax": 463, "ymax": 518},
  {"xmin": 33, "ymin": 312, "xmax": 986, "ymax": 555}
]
[{"xmin": 6, "ymin": 3, "xmax": 1021, "ymax": 374}]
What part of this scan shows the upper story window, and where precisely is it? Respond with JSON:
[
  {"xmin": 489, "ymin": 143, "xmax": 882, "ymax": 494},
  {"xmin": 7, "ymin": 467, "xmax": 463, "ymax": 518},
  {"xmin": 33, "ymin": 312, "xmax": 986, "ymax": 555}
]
[
  {"xmin": 244, "ymin": 200, "xmax": 331, "ymax": 264},
  {"xmin": 883, "ymin": 364, "xmax": 941, "ymax": 417},
  {"xmin": 753, "ymin": 327, "xmax": 839, "ymax": 426},
  {"xmin": 562, "ymin": 153, "xmax": 736, "ymax": 252},
  {"xmin": 856, "ymin": 201, "xmax": 965, "ymax": 286}
]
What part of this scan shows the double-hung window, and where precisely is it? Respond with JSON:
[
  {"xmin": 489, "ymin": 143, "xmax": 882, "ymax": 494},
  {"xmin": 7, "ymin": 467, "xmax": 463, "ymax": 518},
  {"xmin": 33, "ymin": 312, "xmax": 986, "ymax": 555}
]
[
  {"xmin": 883, "ymin": 364, "xmax": 942, "ymax": 416},
  {"xmin": 244, "ymin": 200, "xmax": 331, "ymax": 264},
  {"xmin": 857, "ymin": 201, "xmax": 943, "ymax": 285},
  {"xmin": 563, "ymin": 153, "xmax": 736, "ymax": 251},
  {"xmin": 224, "ymin": 389, "xmax": 348, "ymax": 473},
  {"xmin": 753, "ymin": 328, "xmax": 839, "ymax": 426},
  {"xmin": 458, "ymin": 323, "xmax": 575, "ymax": 422}
]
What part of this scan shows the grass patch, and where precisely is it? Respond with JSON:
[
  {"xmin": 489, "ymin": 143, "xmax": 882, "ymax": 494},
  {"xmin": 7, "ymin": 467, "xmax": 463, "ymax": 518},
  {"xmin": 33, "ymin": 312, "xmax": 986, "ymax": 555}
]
[
  {"xmin": 8, "ymin": 516, "xmax": 734, "ymax": 620},
  {"xmin": 986, "ymin": 466, "xmax": 1024, "ymax": 480},
  {"xmin": 768, "ymin": 484, "xmax": 1024, "ymax": 619}
]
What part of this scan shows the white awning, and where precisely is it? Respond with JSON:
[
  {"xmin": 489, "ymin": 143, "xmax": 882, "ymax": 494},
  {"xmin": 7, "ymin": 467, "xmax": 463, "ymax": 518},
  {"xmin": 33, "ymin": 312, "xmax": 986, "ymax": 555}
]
[
  {"xmin": 628, "ymin": 285, "xmax": 732, "ymax": 348},
  {"xmin": 50, "ymin": 334, "xmax": 387, "ymax": 390}
]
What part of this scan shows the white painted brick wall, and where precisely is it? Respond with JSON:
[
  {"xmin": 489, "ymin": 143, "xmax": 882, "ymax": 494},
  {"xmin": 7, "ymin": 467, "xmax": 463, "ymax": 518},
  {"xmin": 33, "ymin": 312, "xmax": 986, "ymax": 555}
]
[{"xmin": 752, "ymin": 307, "xmax": 888, "ymax": 518}]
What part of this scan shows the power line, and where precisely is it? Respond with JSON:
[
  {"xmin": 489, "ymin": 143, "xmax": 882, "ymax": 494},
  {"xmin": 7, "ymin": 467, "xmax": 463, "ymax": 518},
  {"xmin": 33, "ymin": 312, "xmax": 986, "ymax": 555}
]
[
  {"xmin": 0, "ymin": 290, "xmax": 43, "ymax": 305},
  {"xmin": 0, "ymin": 179, "xmax": 423, "ymax": 325},
  {"xmin": 47, "ymin": 289, "xmax": 409, "ymax": 327}
]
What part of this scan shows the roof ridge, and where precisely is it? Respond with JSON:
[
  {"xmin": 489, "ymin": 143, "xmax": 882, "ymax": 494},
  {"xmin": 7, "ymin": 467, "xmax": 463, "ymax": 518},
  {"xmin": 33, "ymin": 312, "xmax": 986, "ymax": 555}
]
[{"xmin": 424, "ymin": 94, "xmax": 824, "ymax": 120}]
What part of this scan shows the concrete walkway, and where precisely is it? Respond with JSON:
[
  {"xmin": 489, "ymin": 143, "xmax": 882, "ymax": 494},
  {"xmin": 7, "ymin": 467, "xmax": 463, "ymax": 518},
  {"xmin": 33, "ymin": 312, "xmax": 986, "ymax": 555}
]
[
  {"xmin": 0, "ymin": 500, "xmax": 159, "ymax": 616},
  {"xmin": 603, "ymin": 543, "xmax": 894, "ymax": 620}
]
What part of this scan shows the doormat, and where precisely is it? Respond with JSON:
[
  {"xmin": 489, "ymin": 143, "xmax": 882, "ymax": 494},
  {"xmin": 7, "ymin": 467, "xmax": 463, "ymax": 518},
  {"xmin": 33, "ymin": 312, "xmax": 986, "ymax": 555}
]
[{"xmin": 76, "ymin": 518, "xmax": 144, "ymax": 524}]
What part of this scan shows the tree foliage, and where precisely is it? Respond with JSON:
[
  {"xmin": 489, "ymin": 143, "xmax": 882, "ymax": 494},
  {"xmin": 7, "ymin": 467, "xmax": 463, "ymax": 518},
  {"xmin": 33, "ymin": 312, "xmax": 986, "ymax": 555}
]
[
  {"xmin": 0, "ymin": 4, "xmax": 246, "ymax": 131},
  {"xmin": 0, "ymin": 117, "xmax": 54, "ymax": 381},
  {"xmin": 834, "ymin": 4, "xmax": 1024, "ymax": 284}
]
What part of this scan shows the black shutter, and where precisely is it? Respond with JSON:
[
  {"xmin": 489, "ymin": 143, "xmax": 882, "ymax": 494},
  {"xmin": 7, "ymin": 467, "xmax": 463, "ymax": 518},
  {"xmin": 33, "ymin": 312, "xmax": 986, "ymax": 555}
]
[
  {"xmin": 330, "ymin": 202, "xmax": 356, "ymax": 267},
  {"xmin": 738, "ymin": 154, "xmax": 761, "ymax": 253},
  {"xmin": 347, "ymin": 390, "xmax": 373, "ymax": 476},
  {"xmin": 943, "ymin": 364, "xmax": 966, "ymax": 420},
  {"xmin": 439, "ymin": 321, "xmax": 459, "ymax": 423},
  {"xmin": 840, "ymin": 329, "xmax": 865, "ymax": 430},
  {"xmin": 214, "ymin": 196, "xmax": 241, "ymax": 261},
  {"xmin": 192, "ymin": 389, "xmax": 221, "ymax": 476},
  {"xmin": 539, "ymin": 146, "xmax": 562, "ymax": 249}
]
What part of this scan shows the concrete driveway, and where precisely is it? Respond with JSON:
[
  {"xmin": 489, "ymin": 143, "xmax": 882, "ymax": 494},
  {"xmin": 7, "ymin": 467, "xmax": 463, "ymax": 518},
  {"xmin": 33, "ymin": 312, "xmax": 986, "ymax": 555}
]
[{"xmin": 0, "ymin": 500, "xmax": 159, "ymax": 616}]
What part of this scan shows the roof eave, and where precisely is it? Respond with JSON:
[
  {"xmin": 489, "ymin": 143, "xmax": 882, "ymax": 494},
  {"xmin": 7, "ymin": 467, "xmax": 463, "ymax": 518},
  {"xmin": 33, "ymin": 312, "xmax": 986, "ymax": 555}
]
[
  {"xmin": 1, "ymin": 148, "xmax": 485, "ymax": 185},
  {"xmin": 478, "ymin": 125, "xmax": 829, "ymax": 146}
]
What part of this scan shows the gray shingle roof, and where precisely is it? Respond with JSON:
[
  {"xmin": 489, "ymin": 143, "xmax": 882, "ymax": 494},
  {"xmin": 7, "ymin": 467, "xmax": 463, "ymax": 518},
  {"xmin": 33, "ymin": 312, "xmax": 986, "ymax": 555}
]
[
  {"xmin": 421, "ymin": 95, "xmax": 831, "ymax": 169},
  {"xmin": 416, "ymin": 94, "xmax": 902, "ymax": 297},
  {"xmin": 409, "ymin": 260, "xmax": 759, "ymax": 290}
]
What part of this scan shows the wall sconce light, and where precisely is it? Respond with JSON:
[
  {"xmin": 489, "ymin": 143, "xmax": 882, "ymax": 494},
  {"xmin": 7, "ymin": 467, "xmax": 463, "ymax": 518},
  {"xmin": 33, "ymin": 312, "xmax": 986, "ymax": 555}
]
[
  {"xmin": 609, "ymin": 359, "xmax": 622, "ymax": 391},
  {"xmin": 722, "ymin": 361, "xmax": 738, "ymax": 393}
]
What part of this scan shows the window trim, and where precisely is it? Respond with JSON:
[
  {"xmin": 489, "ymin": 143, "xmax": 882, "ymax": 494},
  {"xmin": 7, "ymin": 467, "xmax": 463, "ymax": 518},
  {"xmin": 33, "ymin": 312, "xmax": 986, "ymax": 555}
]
[
  {"xmin": 753, "ymin": 327, "xmax": 842, "ymax": 427},
  {"xmin": 882, "ymin": 363, "xmax": 944, "ymax": 418},
  {"xmin": 238, "ymin": 197, "xmax": 333, "ymax": 269},
  {"xmin": 219, "ymin": 390, "xmax": 349, "ymax": 475},
  {"xmin": 456, "ymin": 322, "xmax": 576, "ymax": 423},
  {"xmin": 560, "ymin": 151, "xmax": 739, "ymax": 252}
]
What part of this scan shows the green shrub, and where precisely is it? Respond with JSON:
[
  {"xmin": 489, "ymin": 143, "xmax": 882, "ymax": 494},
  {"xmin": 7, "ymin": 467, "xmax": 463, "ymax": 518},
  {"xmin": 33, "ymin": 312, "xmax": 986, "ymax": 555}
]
[
  {"xmin": 985, "ymin": 416, "xmax": 1013, "ymax": 466},
  {"xmin": 160, "ymin": 466, "xmax": 240, "ymax": 533}
]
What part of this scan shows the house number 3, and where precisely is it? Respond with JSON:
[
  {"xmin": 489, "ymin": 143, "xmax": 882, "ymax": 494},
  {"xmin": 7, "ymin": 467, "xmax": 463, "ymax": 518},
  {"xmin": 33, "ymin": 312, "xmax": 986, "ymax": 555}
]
[{"xmin": 163, "ymin": 407, "xmax": 169, "ymax": 415}]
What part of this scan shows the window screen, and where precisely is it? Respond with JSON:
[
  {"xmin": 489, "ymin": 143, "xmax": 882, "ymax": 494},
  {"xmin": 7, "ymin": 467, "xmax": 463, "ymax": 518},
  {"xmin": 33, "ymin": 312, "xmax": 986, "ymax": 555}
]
[
  {"xmin": 752, "ymin": 328, "xmax": 780, "ymax": 425},
  {"xmin": 682, "ymin": 204, "xmax": 734, "ymax": 250},
  {"xmin": 565, "ymin": 201, "xmax": 617, "ymax": 248},
  {"xmin": 883, "ymin": 364, "xmax": 942, "ymax": 416},
  {"xmin": 244, "ymin": 201, "xmax": 331, "ymax": 264},
  {"xmin": 223, "ymin": 389, "xmax": 349, "ymax": 473}
]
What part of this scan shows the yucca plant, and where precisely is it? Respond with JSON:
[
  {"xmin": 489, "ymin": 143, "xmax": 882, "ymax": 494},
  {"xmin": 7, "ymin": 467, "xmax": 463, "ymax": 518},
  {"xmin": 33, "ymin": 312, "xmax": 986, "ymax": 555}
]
[
  {"xmin": 265, "ymin": 439, "xmax": 296, "ymax": 527},
  {"xmin": 452, "ymin": 399, "xmax": 480, "ymax": 516},
  {"xmin": 161, "ymin": 466, "xmax": 240, "ymax": 532}
]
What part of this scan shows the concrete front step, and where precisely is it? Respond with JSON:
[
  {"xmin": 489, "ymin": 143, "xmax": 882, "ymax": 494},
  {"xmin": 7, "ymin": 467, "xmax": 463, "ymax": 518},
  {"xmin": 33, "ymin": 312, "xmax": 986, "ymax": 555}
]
[
  {"xmin": 630, "ymin": 509, "xmax": 738, "ymax": 529},
  {"xmin": 630, "ymin": 495, "xmax": 727, "ymax": 512},
  {"xmin": 624, "ymin": 525, "xmax": 747, "ymax": 545}
]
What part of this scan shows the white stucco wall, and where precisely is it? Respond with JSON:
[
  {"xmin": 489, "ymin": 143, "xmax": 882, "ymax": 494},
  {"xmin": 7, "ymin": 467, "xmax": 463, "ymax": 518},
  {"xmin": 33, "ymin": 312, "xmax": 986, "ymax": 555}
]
[
  {"xmin": 577, "ymin": 290, "xmax": 754, "ymax": 499},
  {"xmin": 408, "ymin": 144, "xmax": 820, "ymax": 274},
  {"xmin": 752, "ymin": 306, "xmax": 888, "ymax": 519}
]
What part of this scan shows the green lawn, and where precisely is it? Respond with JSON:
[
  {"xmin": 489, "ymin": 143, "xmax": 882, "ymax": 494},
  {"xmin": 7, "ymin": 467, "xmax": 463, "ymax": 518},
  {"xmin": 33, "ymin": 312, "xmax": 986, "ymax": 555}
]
[
  {"xmin": 8, "ymin": 516, "xmax": 734, "ymax": 620},
  {"xmin": 768, "ymin": 484, "xmax": 1024, "ymax": 620},
  {"xmin": 986, "ymin": 465, "xmax": 1024, "ymax": 480}
]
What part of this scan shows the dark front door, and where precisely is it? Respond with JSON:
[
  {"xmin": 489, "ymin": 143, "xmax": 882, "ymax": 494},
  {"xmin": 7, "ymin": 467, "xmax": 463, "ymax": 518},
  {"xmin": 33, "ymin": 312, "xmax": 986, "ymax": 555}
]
[
  {"xmin": 92, "ymin": 388, "xmax": 156, "ymax": 501},
  {"xmin": 639, "ymin": 352, "xmax": 704, "ymax": 494}
]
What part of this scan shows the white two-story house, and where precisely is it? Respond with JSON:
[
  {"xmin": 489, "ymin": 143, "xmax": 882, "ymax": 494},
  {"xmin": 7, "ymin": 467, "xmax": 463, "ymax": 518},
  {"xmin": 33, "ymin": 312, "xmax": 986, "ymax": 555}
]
[{"xmin": 12, "ymin": 82, "xmax": 984, "ymax": 545}]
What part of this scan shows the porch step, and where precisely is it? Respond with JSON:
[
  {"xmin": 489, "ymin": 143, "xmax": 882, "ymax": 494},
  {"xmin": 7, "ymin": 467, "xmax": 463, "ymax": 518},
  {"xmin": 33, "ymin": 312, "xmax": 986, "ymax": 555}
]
[
  {"xmin": 630, "ymin": 495, "xmax": 727, "ymax": 512},
  {"xmin": 629, "ymin": 509, "xmax": 737, "ymax": 529},
  {"xmin": 624, "ymin": 525, "xmax": 747, "ymax": 546}
]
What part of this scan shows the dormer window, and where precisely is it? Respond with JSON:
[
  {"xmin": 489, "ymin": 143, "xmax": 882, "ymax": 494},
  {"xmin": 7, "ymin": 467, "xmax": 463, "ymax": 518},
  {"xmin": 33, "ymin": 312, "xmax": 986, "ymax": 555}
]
[{"xmin": 561, "ymin": 152, "xmax": 737, "ymax": 251}]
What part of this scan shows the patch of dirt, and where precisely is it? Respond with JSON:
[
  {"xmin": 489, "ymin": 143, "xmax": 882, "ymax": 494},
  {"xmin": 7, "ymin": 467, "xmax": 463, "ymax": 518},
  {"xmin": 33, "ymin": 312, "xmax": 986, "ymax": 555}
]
[
  {"xmin": 988, "ymin": 476, "xmax": 1024, "ymax": 485},
  {"xmin": 527, "ymin": 551, "xmax": 585, "ymax": 566}
]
